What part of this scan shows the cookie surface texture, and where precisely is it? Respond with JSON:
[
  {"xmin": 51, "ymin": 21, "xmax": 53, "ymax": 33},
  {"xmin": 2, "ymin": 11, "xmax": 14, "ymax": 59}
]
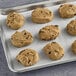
[
  {"xmin": 16, "ymin": 48, "xmax": 39, "ymax": 66},
  {"xmin": 66, "ymin": 20, "xmax": 76, "ymax": 35},
  {"xmin": 59, "ymin": 4, "xmax": 76, "ymax": 18},
  {"xmin": 43, "ymin": 42, "xmax": 64, "ymax": 60},
  {"xmin": 6, "ymin": 12, "xmax": 25, "ymax": 30},
  {"xmin": 72, "ymin": 40, "xmax": 76, "ymax": 54},
  {"xmin": 39, "ymin": 25, "xmax": 60, "ymax": 40},
  {"xmin": 32, "ymin": 8, "xmax": 53, "ymax": 23},
  {"xmin": 11, "ymin": 30, "xmax": 33, "ymax": 47}
]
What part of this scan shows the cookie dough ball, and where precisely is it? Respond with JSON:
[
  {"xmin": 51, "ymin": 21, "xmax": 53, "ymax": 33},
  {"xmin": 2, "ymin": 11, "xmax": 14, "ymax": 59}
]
[
  {"xmin": 16, "ymin": 49, "xmax": 39, "ymax": 66},
  {"xmin": 43, "ymin": 42, "xmax": 64, "ymax": 60},
  {"xmin": 59, "ymin": 4, "xmax": 76, "ymax": 18},
  {"xmin": 6, "ymin": 12, "xmax": 25, "ymax": 30},
  {"xmin": 72, "ymin": 40, "xmax": 76, "ymax": 54},
  {"xmin": 32, "ymin": 8, "xmax": 53, "ymax": 23},
  {"xmin": 39, "ymin": 25, "xmax": 60, "ymax": 40},
  {"xmin": 11, "ymin": 30, "xmax": 33, "ymax": 47},
  {"xmin": 66, "ymin": 20, "xmax": 76, "ymax": 35}
]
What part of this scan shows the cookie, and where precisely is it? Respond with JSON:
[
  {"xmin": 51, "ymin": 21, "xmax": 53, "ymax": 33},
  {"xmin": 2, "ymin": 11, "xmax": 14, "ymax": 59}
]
[
  {"xmin": 43, "ymin": 42, "xmax": 64, "ymax": 60},
  {"xmin": 16, "ymin": 48, "xmax": 39, "ymax": 66},
  {"xmin": 66, "ymin": 20, "xmax": 76, "ymax": 35},
  {"xmin": 32, "ymin": 8, "xmax": 53, "ymax": 23},
  {"xmin": 59, "ymin": 4, "xmax": 76, "ymax": 18},
  {"xmin": 39, "ymin": 25, "xmax": 60, "ymax": 40},
  {"xmin": 11, "ymin": 30, "xmax": 33, "ymax": 47},
  {"xmin": 72, "ymin": 40, "xmax": 76, "ymax": 54},
  {"xmin": 6, "ymin": 12, "xmax": 25, "ymax": 30}
]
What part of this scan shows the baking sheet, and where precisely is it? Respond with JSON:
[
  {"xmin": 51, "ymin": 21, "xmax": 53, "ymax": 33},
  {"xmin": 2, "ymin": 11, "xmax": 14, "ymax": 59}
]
[
  {"xmin": 0, "ymin": 0, "xmax": 48, "ymax": 9},
  {"xmin": 0, "ymin": 1, "xmax": 76, "ymax": 72}
]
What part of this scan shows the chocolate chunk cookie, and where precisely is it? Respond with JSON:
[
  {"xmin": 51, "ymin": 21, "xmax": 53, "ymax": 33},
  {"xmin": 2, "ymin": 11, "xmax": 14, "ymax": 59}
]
[
  {"xmin": 59, "ymin": 4, "xmax": 76, "ymax": 18},
  {"xmin": 32, "ymin": 8, "xmax": 53, "ymax": 23},
  {"xmin": 66, "ymin": 20, "xmax": 76, "ymax": 35},
  {"xmin": 11, "ymin": 30, "xmax": 33, "ymax": 47},
  {"xmin": 39, "ymin": 25, "xmax": 60, "ymax": 40},
  {"xmin": 72, "ymin": 40, "xmax": 76, "ymax": 54},
  {"xmin": 43, "ymin": 42, "xmax": 64, "ymax": 60},
  {"xmin": 6, "ymin": 12, "xmax": 25, "ymax": 30},
  {"xmin": 16, "ymin": 48, "xmax": 39, "ymax": 66}
]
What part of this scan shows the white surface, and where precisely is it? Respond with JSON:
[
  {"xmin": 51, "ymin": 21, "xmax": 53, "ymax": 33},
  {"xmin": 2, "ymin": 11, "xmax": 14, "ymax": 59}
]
[{"xmin": 1, "ymin": 1, "xmax": 76, "ymax": 72}]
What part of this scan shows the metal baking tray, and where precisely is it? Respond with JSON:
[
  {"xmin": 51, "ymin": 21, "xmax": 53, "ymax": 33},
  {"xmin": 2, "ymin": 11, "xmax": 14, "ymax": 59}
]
[{"xmin": 0, "ymin": 0, "xmax": 76, "ymax": 72}]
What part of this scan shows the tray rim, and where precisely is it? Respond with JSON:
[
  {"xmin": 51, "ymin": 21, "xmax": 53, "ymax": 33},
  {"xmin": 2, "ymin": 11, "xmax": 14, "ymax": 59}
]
[
  {"xmin": 0, "ymin": 0, "xmax": 53, "ymax": 15},
  {"xmin": 0, "ymin": 0, "xmax": 76, "ymax": 15},
  {"xmin": 0, "ymin": 19, "xmax": 16, "ymax": 72},
  {"xmin": 0, "ymin": 1, "xmax": 76, "ymax": 73}
]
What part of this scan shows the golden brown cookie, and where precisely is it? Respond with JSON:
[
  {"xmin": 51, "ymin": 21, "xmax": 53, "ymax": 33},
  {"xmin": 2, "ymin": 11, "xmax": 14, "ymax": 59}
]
[
  {"xmin": 72, "ymin": 40, "xmax": 76, "ymax": 54},
  {"xmin": 11, "ymin": 30, "xmax": 33, "ymax": 47},
  {"xmin": 32, "ymin": 8, "xmax": 53, "ymax": 23},
  {"xmin": 16, "ymin": 48, "xmax": 39, "ymax": 66},
  {"xmin": 39, "ymin": 25, "xmax": 60, "ymax": 40},
  {"xmin": 6, "ymin": 12, "xmax": 25, "ymax": 30},
  {"xmin": 59, "ymin": 4, "xmax": 76, "ymax": 18},
  {"xmin": 43, "ymin": 42, "xmax": 64, "ymax": 60},
  {"xmin": 66, "ymin": 20, "xmax": 76, "ymax": 35}
]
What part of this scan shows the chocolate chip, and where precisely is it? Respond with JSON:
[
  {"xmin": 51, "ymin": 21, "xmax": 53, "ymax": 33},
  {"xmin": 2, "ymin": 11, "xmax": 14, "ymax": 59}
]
[
  {"xmin": 28, "ymin": 60, "xmax": 31, "ymax": 64},
  {"xmin": 19, "ymin": 50, "xmax": 25, "ymax": 55},
  {"xmin": 52, "ymin": 42, "xmax": 56, "ymax": 44},
  {"xmin": 11, "ymin": 38, "xmax": 13, "ymax": 40},
  {"xmin": 52, "ymin": 34, "xmax": 54, "ymax": 37},
  {"xmin": 40, "ymin": 30, "xmax": 45, "ymax": 33},
  {"xmin": 40, "ymin": 10, "xmax": 43, "ymax": 13},
  {"xmin": 17, "ymin": 60, "xmax": 20, "ymax": 62},
  {"xmin": 55, "ymin": 25, "xmax": 58, "ymax": 27},
  {"xmin": 74, "ymin": 13, "xmax": 76, "ymax": 15},
  {"xmin": 48, "ymin": 52, "xmax": 51, "ymax": 54},
  {"xmin": 54, "ymin": 50, "xmax": 58, "ymax": 53},
  {"xmin": 60, "ymin": 5, "xmax": 63, "ymax": 7},
  {"xmin": 24, "ymin": 32, "xmax": 26, "ymax": 35},
  {"xmin": 21, "ymin": 41, "xmax": 23, "ymax": 44},
  {"xmin": 49, "ymin": 11, "xmax": 52, "ymax": 14},
  {"xmin": 26, "ymin": 36, "xmax": 29, "ymax": 39},
  {"xmin": 69, "ymin": 5, "xmax": 73, "ymax": 7}
]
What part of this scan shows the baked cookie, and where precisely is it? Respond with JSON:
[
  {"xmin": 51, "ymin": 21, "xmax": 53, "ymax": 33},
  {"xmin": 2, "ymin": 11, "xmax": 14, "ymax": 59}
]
[
  {"xmin": 72, "ymin": 40, "xmax": 76, "ymax": 54},
  {"xmin": 59, "ymin": 4, "xmax": 76, "ymax": 18},
  {"xmin": 11, "ymin": 30, "xmax": 33, "ymax": 47},
  {"xmin": 16, "ymin": 48, "xmax": 39, "ymax": 66},
  {"xmin": 66, "ymin": 20, "xmax": 76, "ymax": 35},
  {"xmin": 32, "ymin": 8, "xmax": 53, "ymax": 23},
  {"xmin": 39, "ymin": 25, "xmax": 60, "ymax": 40},
  {"xmin": 43, "ymin": 42, "xmax": 64, "ymax": 60},
  {"xmin": 6, "ymin": 12, "xmax": 25, "ymax": 30}
]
